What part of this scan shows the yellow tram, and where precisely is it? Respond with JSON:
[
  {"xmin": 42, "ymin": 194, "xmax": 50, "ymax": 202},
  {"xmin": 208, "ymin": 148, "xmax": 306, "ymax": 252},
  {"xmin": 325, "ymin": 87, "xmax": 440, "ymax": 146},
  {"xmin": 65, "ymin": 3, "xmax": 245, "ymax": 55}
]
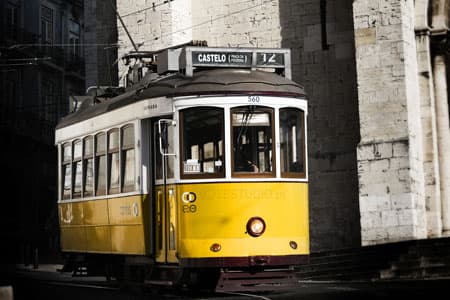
[{"xmin": 55, "ymin": 45, "xmax": 309, "ymax": 291}]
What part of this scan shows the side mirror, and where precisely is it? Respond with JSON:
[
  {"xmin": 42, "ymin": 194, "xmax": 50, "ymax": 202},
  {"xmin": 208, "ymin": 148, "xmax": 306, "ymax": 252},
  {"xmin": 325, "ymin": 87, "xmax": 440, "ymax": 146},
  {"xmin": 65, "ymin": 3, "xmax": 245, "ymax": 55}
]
[{"xmin": 158, "ymin": 119, "xmax": 176, "ymax": 156}]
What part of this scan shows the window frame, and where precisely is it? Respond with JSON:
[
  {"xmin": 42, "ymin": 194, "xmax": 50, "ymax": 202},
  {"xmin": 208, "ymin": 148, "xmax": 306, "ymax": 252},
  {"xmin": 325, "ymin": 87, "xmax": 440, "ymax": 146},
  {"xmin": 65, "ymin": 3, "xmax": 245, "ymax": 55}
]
[
  {"xmin": 82, "ymin": 136, "xmax": 94, "ymax": 197},
  {"xmin": 121, "ymin": 124, "xmax": 136, "ymax": 193},
  {"xmin": 179, "ymin": 106, "xmax": 225, "ymax": 180},
  {"xmin": 40, "ymin": 4, "xmax": 54, "ymax": 44},
  {"xmin": 95, "ymin": 132, "xmax": 107, "ymax": 196},
  {"xmin": 230, "ymin": 106, "xmax": 276, "ymax": 178},
  {"xmin": 61, "ymin": 142, "xmax": 72, "ymax": 200},
  {"xmin": 72, "ymin": 139, "xmax": 82, "ymax": 199},
  {"xmin": 107, "ymin": 128, "xmax": 120, "ymax": 195},
  {"xmin": 279, "ymin": 107, "xmax": 306, "ymax": 179}
]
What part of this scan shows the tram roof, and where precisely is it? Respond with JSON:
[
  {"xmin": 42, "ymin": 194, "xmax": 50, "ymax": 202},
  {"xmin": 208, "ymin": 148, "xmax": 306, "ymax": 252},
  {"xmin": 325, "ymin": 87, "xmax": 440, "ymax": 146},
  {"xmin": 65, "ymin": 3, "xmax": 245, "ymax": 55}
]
[{"xmin": 56, "ymin": 68, "xmax": 306, "ymax": 130}]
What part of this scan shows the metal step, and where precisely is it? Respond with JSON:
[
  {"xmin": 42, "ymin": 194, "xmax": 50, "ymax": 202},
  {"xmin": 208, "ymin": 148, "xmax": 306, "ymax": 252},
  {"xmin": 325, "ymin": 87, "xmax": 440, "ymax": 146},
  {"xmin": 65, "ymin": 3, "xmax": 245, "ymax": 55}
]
[
  {"xmin": 144, "ymin": 279, "xmax": 174, "ymax": 286},
  {"xmin": 215, "ymin": 269, "xmax": 298, "ymax": 292}
]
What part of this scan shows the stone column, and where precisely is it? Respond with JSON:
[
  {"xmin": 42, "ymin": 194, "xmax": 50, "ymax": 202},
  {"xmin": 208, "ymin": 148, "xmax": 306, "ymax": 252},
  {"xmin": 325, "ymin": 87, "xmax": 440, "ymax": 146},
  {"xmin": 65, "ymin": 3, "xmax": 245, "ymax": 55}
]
[
  {"xmin": 433, "ymin": 52, "xmax": 450, "ymax": 232},
  {"xmin": 430, "ymin": 0, "xmax": 450, "ymax": 234},
  {"xmin": 415, "ymin": 0, "xmax": 442, "ymax": 237},
  {"xmin": 353, "ymin": 0, "xmax": 427, "ymax": 245}
]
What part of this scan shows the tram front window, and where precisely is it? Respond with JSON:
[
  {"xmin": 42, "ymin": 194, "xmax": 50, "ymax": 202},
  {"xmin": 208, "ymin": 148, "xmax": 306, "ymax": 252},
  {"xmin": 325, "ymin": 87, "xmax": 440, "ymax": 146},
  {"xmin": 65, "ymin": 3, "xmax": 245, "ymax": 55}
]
[
  {"xmin": 232, "ymin": 106, "xmax": 274, "ymax": 176},
  {"xmin": 180, "ymin": 107, "xmax": 224, "ymax": 178}
]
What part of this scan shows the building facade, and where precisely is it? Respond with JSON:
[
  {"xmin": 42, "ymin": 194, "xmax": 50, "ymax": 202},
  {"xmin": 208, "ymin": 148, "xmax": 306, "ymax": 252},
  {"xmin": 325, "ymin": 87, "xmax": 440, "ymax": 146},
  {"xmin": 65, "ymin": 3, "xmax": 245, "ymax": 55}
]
[
  {"xmin": 115, "ymin": 0, "xmax": 449, "ymax": 251},
  {"xmin": 0, "ymin": 0, "xmax": 85, "ymax": 261}
]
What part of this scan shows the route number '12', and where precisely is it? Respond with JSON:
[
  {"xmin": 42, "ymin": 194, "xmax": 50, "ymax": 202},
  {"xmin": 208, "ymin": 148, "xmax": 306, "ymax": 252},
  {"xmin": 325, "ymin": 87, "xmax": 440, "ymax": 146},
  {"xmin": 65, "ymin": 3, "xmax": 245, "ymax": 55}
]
[{"xmin": 261, "ymin": 53, "xmax": 276, "ymax": 64}]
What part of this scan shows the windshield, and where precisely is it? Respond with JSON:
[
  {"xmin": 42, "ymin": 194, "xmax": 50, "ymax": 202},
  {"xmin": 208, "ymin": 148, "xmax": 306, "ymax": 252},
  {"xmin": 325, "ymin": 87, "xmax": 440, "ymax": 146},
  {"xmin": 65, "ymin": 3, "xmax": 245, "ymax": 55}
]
[{"xmin": 231, "ymin": 106, "xmax": 274, "ymax": 176}]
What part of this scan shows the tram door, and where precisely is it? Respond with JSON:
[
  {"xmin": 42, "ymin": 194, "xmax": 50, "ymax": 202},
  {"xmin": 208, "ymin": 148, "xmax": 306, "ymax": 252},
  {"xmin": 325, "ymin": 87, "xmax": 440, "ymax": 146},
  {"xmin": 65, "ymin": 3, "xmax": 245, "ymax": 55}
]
[{"xmin": 153, "ymin": 118, "xmax": 178, "ymax": 263}]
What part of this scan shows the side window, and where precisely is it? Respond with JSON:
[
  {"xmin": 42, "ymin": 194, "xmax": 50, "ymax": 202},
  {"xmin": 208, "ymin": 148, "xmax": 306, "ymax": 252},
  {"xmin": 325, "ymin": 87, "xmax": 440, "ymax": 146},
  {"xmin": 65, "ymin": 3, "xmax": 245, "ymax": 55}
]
[
  {"xmin": 95, "ymin": 133, "xmax": 106, "ymax": 196},
  {"xmin": 231, "ymin": 106, "xmax": 274, "ymax": 177},
  {"xmin": 180, "ymin": 107, "xmax": 224, "ymax": 179},
  {"xmin": 72, "ymin": 140, "xmax": 82, "ymax": 198},
  {"xmin": 62, "ymin": 143, "xmax": 71, "ymax": 200},
  {"xmin": 280, "ymin": 108, "xmax": 305, "ymax": 178},
  {"xmin": 121, "ymin": 125, "xmax": 135, "ymax": 192},
  {"xmin": 108, "ymin": 129, "xmax": 120, "ymax": 194},
  {"xmin": 83, "ymin": 136, "xmax": 94, "ymax": 197}
]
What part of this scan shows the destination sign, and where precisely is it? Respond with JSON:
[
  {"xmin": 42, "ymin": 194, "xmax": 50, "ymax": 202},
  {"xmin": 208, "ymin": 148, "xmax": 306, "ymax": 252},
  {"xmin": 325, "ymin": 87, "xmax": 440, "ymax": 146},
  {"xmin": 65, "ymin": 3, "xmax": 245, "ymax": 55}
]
[
  {"xmin": 192, "ymin": 51, "xmax": 252, "ymax": 66},
  {"xmin": 181, "ymin": 47, "xmax": 292, "ymax": 79},
  {"xmin": 192, "ymin": 51, "xmax": 285, "ymax": 67}
]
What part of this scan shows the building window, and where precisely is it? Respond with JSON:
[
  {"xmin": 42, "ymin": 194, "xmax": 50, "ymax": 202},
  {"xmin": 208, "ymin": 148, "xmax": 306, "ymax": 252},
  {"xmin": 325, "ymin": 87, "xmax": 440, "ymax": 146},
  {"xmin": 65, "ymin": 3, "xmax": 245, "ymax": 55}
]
[
  {"xmin": 41, "ymin": 5, "xmax": 54, "ymax": 44},
  {"xmin": 6, "ymin": 2, "xmax": 20, "ymax": 39},
  {"xmin": 68, "ymin": 19, "xmax": 80, "ymax": 59}
]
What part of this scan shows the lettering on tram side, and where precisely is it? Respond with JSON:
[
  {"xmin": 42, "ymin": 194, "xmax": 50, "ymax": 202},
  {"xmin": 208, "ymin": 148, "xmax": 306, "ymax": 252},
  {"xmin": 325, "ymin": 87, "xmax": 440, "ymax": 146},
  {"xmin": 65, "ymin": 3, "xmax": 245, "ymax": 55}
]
[
  {"xmin": 143, "ymin": 103, "xmax": 158, "ymax": 111},
  {"xmin": 181, "ymin": 192, "xmax": 197, "ymax": 214},
  {"xmin": 120, "ymin": 203, "xmax": 139, "ymax": 216}
]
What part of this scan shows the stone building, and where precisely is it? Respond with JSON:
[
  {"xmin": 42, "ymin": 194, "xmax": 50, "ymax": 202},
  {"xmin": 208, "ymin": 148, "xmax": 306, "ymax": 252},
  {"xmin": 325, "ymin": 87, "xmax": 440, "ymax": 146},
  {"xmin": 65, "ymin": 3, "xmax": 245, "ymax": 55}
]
[{"xmin": 114, "ymin": 0, "xmax": 449, "ymax": 251}]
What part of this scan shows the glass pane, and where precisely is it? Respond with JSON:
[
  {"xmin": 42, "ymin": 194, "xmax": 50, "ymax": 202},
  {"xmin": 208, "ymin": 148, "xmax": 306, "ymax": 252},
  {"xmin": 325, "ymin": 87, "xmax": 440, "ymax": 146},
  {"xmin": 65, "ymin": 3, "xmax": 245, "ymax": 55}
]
[
  {"xmin": 96, "ymin": 155, "xmax": 106, "ymax": 195},
  {"xmin": 181, "ymin": 107, "xmax": 224, "ymax": 177},
  {"xmin": 167, "ymin": 123, "xmax": 174, "ymax": 179},
  {"xmin": 63, "ymin": 143, "xmax": 71, "ymax": 162},
  {"xmin": 154, "ymin": 120, "xmax": 174, "ymax": 180},
  {"xmin": 84, "ymin": 136, "xmax": 93, "ymax": 156},
  {"xmin": 108, "ymin": 130, "xmax": 119, "ymax": 150},
  {"xmin": 108, "ymin": 152, "xmax": 120, "ymax": 193},
  {"xmin": 83, "ymin": 158, "xmax": 93, "ymax": 196},
  {"xmin": 122, "ymin": 125, "xmax": 134, "ymax": 148},
  {"xmin": 73, "ymin": 161, "xmax": 82, "ymax": 197},
  {"xmin": 280, "ymin": 108, "xmax": 305, "ymax": 176},
  {"xmin": 96, "ymin": 133, "xmax": 105, "ymax": 154},
  {"xmin": 154, "ymin": 123, "xmax": 163, "ymax": 180},
  {"xmin": 62, "ymin": 164, "xmax": 71, "ymax": 199},
  {"xmin": 73, "ymin": 140, "xmax": 82, "ymax": 159},
  {"xmin": 232, "ymin": 106, "xmax": 273, "ymax": 174},
  {"xmin": 122, "ymin": 149, "xmax": 135, "ymax": 192}
]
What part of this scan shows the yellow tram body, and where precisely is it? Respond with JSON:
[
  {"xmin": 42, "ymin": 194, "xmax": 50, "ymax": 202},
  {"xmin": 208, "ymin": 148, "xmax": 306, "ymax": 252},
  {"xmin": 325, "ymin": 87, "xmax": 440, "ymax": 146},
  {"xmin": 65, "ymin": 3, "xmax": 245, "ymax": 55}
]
[
  {"xmin": 172, "ymin": 182, "xmax": 309, "ymax": 260},
  {"xmin": 55, "ymin": 46, "xmax": 309, "ymax": 290},
  {"xmin": 58, "ymin": 182, "xmax": 309, "ymax": 260},
  {"xmin": 59, "ymin": 195, "xmax": 151, "ymax": 254}
]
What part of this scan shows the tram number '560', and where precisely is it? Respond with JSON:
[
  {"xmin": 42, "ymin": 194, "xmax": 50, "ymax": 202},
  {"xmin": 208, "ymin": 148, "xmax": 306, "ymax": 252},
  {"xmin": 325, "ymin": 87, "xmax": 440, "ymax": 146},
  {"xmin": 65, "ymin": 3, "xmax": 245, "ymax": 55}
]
[{"xmin": 248, "ymin": 96, "xmax": 260, "ymax": 103}]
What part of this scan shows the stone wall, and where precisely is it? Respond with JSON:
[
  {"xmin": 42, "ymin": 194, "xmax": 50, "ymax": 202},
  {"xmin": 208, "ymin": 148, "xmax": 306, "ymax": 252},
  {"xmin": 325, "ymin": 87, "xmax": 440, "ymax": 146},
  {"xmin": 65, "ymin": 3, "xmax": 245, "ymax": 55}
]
[
  {"xmin": 353, "ymin": 0, "xmax": 428, "ymax": 245},
  {"xmin": 279, "ymin": 0, "xmax": 361, "ymax": 251}
]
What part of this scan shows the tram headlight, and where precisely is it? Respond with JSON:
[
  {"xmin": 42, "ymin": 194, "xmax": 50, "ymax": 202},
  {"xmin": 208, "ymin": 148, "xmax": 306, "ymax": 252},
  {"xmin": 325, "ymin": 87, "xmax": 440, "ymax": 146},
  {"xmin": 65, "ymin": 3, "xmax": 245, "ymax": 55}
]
[{"xmin": 246, "ymin": 217, "xmax": 266, "ymax": 237}]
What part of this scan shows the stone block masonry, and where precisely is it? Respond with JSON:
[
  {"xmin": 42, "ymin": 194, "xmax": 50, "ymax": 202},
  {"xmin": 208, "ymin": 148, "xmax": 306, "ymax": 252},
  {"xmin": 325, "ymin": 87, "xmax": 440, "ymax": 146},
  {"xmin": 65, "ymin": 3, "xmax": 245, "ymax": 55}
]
[{"xmin": 353, "ymin": 0, "xmax": 428, "ymax": 245}]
